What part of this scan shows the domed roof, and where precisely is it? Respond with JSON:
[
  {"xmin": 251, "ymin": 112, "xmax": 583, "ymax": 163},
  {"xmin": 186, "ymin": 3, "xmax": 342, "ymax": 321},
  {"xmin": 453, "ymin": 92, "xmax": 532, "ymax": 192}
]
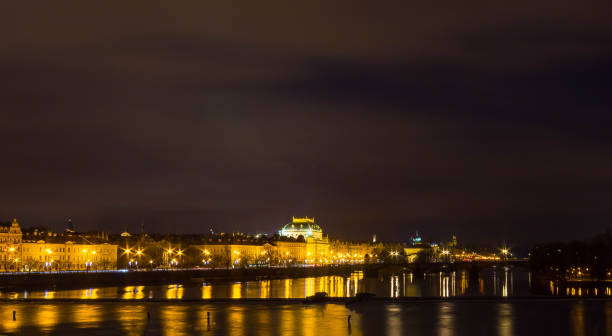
[
  {"xmin": 280, "ymin": 217, "xmax": 323, "ymax": 238},
  {"xmin": 281, "ymin": 221, "xmax": 322, "ymax": 232}
]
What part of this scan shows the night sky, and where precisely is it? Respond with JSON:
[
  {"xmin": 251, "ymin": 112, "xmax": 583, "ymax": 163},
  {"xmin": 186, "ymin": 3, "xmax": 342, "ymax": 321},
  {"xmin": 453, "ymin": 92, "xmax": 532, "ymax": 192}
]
[{"xmin": 1, "ymin": 2, "xmax": 611, "ymax": 245}]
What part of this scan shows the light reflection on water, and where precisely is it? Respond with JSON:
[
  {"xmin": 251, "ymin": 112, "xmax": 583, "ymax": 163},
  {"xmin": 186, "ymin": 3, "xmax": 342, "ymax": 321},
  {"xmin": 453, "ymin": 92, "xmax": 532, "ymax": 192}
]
[
  {"xmin": 0, "ymin": 301, "xmax": 609, "ymax": 335},
  {"xmin": 6, "ymin": 268, "xmax": 612, "ymax": 300}
]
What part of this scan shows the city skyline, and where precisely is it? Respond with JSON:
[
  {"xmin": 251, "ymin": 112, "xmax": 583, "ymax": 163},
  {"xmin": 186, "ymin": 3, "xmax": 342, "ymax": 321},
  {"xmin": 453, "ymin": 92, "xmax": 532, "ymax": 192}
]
[{"xmin": 2, "ymin": 2, "xmax": 612, "ymax": 246}]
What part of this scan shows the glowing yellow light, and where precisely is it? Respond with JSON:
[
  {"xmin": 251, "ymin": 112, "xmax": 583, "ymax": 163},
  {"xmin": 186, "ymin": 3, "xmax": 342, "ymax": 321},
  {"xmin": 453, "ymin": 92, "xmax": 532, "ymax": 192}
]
[
  {"xmin": 9, "ymin": 247, "xmax": 15, "ymax": 252},
  {"xmin": 82, "ymin": 249, "xmax": 87, "ymax": 253},
  {"xmin": 46, "ymin": 249, "xmax": 52, "ymax": 254},
  {"xmin": 92, "ymin": 251, "xmax": 96, "ymax": 254},
  {"xmin": 307, "ymin": 252, "xmax": 311, "ymax": 256}
]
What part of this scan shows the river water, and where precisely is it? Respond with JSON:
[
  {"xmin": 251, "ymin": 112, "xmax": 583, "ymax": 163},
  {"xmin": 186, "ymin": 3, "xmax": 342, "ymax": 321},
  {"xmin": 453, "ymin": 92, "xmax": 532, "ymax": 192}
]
[{"xmin": 1, "ymin": 267, "xmax": 611, "ymax": 335}]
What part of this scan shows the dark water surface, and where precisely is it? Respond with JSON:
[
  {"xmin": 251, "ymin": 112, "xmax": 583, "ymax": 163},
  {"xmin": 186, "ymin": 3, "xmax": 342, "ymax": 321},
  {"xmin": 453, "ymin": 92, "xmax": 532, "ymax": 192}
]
[
  {"xmin": 1, "ymin": 300, "xmax": 611, "ymax": 335},
  {"xmin": 1, "ymin": 268, "xmax": 612, "ymax": 335}
]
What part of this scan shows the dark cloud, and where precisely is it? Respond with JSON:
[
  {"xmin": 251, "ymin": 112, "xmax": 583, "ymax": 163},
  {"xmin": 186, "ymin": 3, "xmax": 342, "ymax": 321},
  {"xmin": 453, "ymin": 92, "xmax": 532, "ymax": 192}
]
[{"xmin": 1, "ymin": 1, "xmax": 611, "ymax": 245}]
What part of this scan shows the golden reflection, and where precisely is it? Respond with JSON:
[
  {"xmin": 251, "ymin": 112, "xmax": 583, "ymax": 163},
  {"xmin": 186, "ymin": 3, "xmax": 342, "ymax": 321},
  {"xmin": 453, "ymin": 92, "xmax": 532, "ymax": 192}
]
[
  {"xmin": 44, "ymin": 290, "xmax": 56, "ymax": 299},
  {"xmin": 36, "ymin": 304, "xmax": 58, "ymax": 333},
  {"xmin": 231, "ymin": 282, "xmax": 242, "ymax": 299},
  {"xmin": 72, "ymin": 304, "xmax": 101, "ymax": 329},
  {"xmin": 166, "ymin": 284, "xmax": 184, "ymax": 300},
  {"xmin": 284, "ymin": 279, "xmax": 292, "ymax": 299},
  {"xmin": 497, "ymin": 303, "xmax": 513, "ymax": 336},
  {"xmin": 227, "ymin": 306, "xmax": 245, "ymax": 336},
  {"xmin": 571, "ymin": 302, "xmax": 585, "ymax": 336},
  {"xmin": 0, "ymin": 305, "xmax": 22, "ymax": 334},
  {"xmin": 439, "ymin": 274, "xmax": 450, "ymax": 298},
  {"xmin": 279, "ymin": 306, "xmax": 296, "ymax": 336},
  {"xmin": 387, "ymin": 304, "xmax": 402, "ymax": 336},
  {"xmin": 257, "ymin": 307, "xmax": 271, "ymax": 336},
  {"xmin": 351, "ymin": 271, "xmax": 364, "ymax": 296},
  {"xmin": 459, "ymin": 272, "xmax": 468, "ymax": 295},
  {"xmin": 81, "ymin": 288, "xmax": 99, "ymax": 299},
  {"xmin": 390, "ymin": 276, "xmax": 399, "ymax": 298},
  {"xmin": 335, "ymin": 276, "xmax": 346, "ymax": 297},
  {"xmin": 301, "ymin": 305, "xmax": 316, "ymax": 336},
  {"xmin": 122, "ymin": 286, "xmax": 145, "ymax": 300},
  {"xmin": 202, "ymin": 283, "xmax": 212, "ymax": 299},
  {"xmin": 437, "ymin": 302, "xmax": 454, "ymax": 336},
  {"xmin": 549, "ymin": 281, "xmax": 555, "ymax": 295},
  {"xmin": 260, "ymin": 280, "xmax": 270, "ymax": 299},
  {"xmin": 161, "ymin": 305, "xmax": 188, "ymax": 336},
  {"xmin": 116, "ymin": 304, "xmax": 146, "ymax": 336},
  {"xmin": 502, "ymin": 270, "xmax": 509, "ymax": 297},
  {"xmin": 305, "ymin": 278, "xmax": 315, "ymax": 297}
]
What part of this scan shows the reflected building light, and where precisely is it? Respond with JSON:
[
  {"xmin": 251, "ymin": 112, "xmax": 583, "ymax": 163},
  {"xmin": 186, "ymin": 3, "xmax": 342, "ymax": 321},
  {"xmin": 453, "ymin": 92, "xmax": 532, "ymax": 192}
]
[
  {"xmin": 260, "ymin": 280, "xmax": 270, "ymax": 299},
  {"xmin": 36, "ymin": 304, "xmax": 59, "ymax": 333},
  {"xmin": 571, "ymin": 302, "xmax": 585, "ymax": 336},
  {"xmin": 116, "ymin": 304, "xmax": 146, "ymax": 336},
  {"xmin": 391, "ymin": 276, "xmax": 399, "ymax": 298},
  {"xmin": 497, "ymin": 303, "xmax": 513, "ymax": 336},
  {"xmin": 284, "ymin": 279, "xmax": 291, "ymax": 299},
  {"xmin": 166, "ymin": 284, "xmax": 184, "ymax": 300},
  {"xmin": 202, "ymin": 283, "xmax": 212, "ymax": 299},
  {"xmin": 72, "ymin": 304, "xmax": 101, "ymax": 329},
  {"xmin": 437, "ymin": 302, "xmax": 454, "ymax": 336},
  {"xmin": 0, "ymin": 305, "xmax": 22, "ymax": 333},
  {"xmin": 227, "ymin": 306, "xmax": 245, "ymax": 336},
  {"xmin": 502, "ymin": 270, "xmax": 509, "ymax": 297},
  {"xmin": 161, "ymin": 305, "xmax": 189, "ymax": 336},
  {"xmin": 386, "ymin": 305, "xmax": 403, "ymax": 336},
  {"xmin": 231, "ymin": 282, "xmax": 242, "ymax": 299}
]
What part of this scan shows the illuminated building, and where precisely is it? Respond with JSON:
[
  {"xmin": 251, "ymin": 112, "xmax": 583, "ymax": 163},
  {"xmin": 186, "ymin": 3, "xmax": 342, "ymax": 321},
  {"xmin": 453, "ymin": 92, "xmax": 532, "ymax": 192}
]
[
  {"xmin": 279, "ymin": 216, "xmax": 323, "ymax": 240},
  {"xmin": 194, "ymin": 217, "xmax": 379, "ymax": 266},
  {"xmin": 0, "ymin": 218, "xmax": 23, "ymax": 271},
  {"xmin": 403, "ymin": 247, "xmax": 425, "ymax": 263},
  {"xmin": 0, "ymin": 218, "xmax": 118, "ymax": 272}
]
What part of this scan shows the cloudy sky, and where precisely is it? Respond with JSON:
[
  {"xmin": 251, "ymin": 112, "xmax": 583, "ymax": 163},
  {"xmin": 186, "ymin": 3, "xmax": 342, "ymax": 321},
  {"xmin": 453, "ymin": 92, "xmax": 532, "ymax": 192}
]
[{"xmin": 1, "ymin": 2, "xmax": 611, "ymax": 245}]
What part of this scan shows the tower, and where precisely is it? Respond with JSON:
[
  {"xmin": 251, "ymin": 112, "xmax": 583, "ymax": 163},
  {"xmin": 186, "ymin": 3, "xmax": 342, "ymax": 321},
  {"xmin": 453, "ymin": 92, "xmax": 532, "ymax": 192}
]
[{"xmin": 65, "ymin": 217, "xmax": 75, "ymax": 233}]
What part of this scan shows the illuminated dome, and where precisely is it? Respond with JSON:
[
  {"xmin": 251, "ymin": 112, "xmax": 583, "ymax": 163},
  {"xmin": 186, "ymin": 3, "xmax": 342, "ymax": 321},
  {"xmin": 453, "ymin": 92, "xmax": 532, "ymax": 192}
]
[{"xmin": 279, "ymin": 216, "xmax": 323, "ymax": 240}]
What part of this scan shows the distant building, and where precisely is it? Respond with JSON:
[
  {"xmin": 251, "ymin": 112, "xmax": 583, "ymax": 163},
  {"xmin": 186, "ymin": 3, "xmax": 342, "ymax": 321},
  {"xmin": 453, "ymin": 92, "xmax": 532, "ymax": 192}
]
[
  {"xmin": 279, "ymin": 216, "xmax": 323, "ymax": 240},
  {"xmin": 195, "ymin": 216, "xmax": 376, "ymax": 267},
  {"xmin": 0, "ymin": 218, "xmax": 118, "ymax": 272},
  {"xmin": 0, "ymin": 218, "xmax": 23, "ymax": 271},
  {"xmin": 65, "ymin": 217, "xmax": 75, "ymax": 233},
  {"xmin": 411, "ymin": 231, "xmax": 422, "ymax": 245}
]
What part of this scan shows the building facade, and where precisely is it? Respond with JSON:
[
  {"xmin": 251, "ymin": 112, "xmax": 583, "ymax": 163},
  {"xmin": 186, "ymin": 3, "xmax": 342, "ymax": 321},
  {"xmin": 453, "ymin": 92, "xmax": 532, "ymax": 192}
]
[
  {"xmin": 195, "ymin": 217, "xmax": 376, "ymax": 267},
  {"xmin": 0, "ymin": 218, "xmax": 23, "ymax": 271},
  {"xmin": 1, "ymin": 219, "xmax": 118, "ymax": 272}
]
